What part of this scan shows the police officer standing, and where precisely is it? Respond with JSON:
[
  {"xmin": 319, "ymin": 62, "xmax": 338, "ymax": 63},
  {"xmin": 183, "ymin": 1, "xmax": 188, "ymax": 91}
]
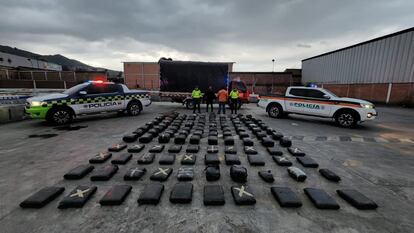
[
  {"xmin": 204, "ymin": 86, "xmax": 215, "ymax": 112},
  {"xmin": 192, "ymin": 86, "xmax": 202, "ymax": 113},
  {"xmin": 229, "ymin": 87, "xmax": 239, "ymax": 114}
]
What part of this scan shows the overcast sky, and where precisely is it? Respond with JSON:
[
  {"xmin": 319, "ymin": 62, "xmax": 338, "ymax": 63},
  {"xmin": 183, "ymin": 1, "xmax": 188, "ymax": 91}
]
[{"xmin": 0, "ymin": 0, "xmax": 413, "ymax": 71}]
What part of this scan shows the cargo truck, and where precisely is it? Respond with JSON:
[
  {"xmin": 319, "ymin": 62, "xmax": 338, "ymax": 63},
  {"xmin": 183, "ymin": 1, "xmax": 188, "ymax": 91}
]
[{"xmin": 158, "ymin": 60, "xmax": 249, "ymax": 109}]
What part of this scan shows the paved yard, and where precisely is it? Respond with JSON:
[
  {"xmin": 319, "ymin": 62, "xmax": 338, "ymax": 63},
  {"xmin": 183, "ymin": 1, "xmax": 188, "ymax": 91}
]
[{"xmin": 0, "ymin": 102, "xmax": 413, "ymax": 233}]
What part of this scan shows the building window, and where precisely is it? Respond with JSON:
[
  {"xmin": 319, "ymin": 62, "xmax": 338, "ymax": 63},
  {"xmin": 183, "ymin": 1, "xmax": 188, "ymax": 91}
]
[{"xmin": 7, "ymin": 58, "xmax": 12, "ymax": 63}]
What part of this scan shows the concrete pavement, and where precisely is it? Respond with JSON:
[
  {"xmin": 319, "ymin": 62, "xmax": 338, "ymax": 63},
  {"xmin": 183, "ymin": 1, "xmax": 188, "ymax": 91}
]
[{"xmin": 0, "ymin": 102, "xmax": 413, "ymax": 233}]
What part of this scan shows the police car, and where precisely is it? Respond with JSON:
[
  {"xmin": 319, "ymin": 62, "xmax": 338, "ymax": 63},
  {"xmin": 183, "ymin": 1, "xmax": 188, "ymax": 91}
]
[
  {"xmin": 258, "ymin": 86, "xmax": 377, "ymax": 128},
  {"xmin": 25, "ymin": 81, "xmax": 151, "ymax": 125}
]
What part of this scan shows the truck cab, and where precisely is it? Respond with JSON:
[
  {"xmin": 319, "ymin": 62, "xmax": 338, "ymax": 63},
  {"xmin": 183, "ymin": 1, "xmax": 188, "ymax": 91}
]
[
  {"xmin": 228, "ymin": 80, "xmax": 249, "ymax": 103},
  {"xmin": 258, "ymin": 86, "xmax": 377, "ymax": 128}
]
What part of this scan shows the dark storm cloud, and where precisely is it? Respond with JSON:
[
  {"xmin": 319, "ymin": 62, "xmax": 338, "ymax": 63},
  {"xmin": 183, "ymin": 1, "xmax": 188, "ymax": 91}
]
[{"xmin": 0, "ymin": 0, "xmax": 413, "ymax": 70}]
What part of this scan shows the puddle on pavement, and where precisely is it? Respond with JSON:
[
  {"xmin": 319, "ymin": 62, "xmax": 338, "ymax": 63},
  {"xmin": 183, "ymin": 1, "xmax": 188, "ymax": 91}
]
[
  {"xmin": 53, "ymin": 125, "xmax": 88, "ymax": 131},
  {"xmin": 28, "ymin": 134, "xmax": 58, "ymax": 139}
]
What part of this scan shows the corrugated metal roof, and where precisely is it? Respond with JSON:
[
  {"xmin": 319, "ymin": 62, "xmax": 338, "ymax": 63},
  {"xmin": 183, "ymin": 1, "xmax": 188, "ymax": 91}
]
[{"xmin": 302, "ymin": 29, "xmax": 414, "ymax": 84}]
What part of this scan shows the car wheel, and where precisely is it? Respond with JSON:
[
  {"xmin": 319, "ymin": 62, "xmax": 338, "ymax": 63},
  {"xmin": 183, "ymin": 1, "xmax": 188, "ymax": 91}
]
[
  {"xmin": 48, "ymin": 107, "xmax": 73, "ymax": 125},
  {"xmin": 185, "ymin": 99, "xmax": 194, "ymax": 109},
  {"xmin": 268, "ymin": 104, "xmax": 283, "ymax": 118},
  {"xmin": 336, "ymin": 111, "xmax": 358, "ymax": 128},
  {"xmin": 127, "ymin": 101, "xmax": 142, "ymax": 116}
]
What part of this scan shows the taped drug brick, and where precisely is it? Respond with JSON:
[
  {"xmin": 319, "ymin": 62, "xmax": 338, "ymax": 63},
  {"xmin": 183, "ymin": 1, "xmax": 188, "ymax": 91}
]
[
  {"xmin": 244, "ymin": 146, "xmax": 258, "ymax": 155},
  {"xmin": 224, "ymin": 146, "xmax": 237, "ymax": 154},
  {"xmin": 247, "ymin": 155, "xmax": 265, "ymax": 166},
  {"xmin": 149, "ymin": 145, "xmax": 165, "ymax": 153},
  {"xmin": 258, "ymin": 170, "xmax": 274, "ymax": 183},
  {"xmin": 122, "ymin": 134, "xmax": 138, "ymax": 143},
  {"xmin": 319, "ymin": 169, "xmax": 341, "ymax": 182},
  {"xmin": 205, "ymin": 154, "xmax": 220, "ymax": 165},
  {"xmin": 137, "ymin": 183, "xmax": 164, "ymax": 205},
  {"xmin": 64, "ymin": 164, "xmax": 94, "ymax": 180},
  {"xmin": 168, "ymin": 145, "xmax": 182, "ymax": 153},
  {"xmin": 224, "ymin": 137, "xmax": 234, "ymax": 146},
  {"xmin": 20, "ymin": 187, "xmax": 64, "ymax": 208},
  {"xmin": 177, "ymin": 167, "xmax": 194, "ymax": 181},
  {"xmin": 58, "ymin": 185, "xmax": 97, "ymax": 209},
  {"xmin": 181, "ymin": 154, "xmax": 196, "ymax": 165},
  {"xmin": 336, "ymin": 189, "xmax": 377, "ymax": 210},
  {"xmin": 270, "ymin": 187, "xmax": 302, "ymax": 208},
  {"xmin": 230, "ymin": 165, "xmax": 248, "ymax": 183},
  {"xmin": 127, "ymin": 144, "xmax": 145, "ymax": 153},
  {"xmin": 297, "ymin": 156, "xmax": 319, "ymax": 168},
  {"xmin": 124, "ymin": 167, "xmax": 146, "ymax": 180},
  {"xmin": 287, "ymin": 167, "xmax": 307, "ymax": 182},
  {"xmin": 139, "ymin": 133, "xmax": 153, "ymax": 143},
  {"xmin": 242, "ymin": 138, "xmax": 254, "ymax": 146},
  {"xmin": 225, "ymin": 154, "xmax": 241, "ymax": 165},
  {"xmin": 205, "ymin": 165, "xmax": 220, "ymax": 181},
  {"xmin": 207, "ymin": 145, "xmax": 219, "ymax": 154},
  {"xmin": 99, "ymin": 185, "xmax": 132, "ymax": 206},
  {"xmin": 288, "ymin": 147, "xmax": 306, "ymax": 157},
  {"xmin": 189, "ymin": 135, "xmax": 201, "ymax": 144},
  {"xmin": 170, "ymin": 183, "xmax": 193, "ymax": 204},
  {"xmin": 304, "ymin": 188, "xmax": 340, "ymax": 210},
  {"xmin": 174, "ymin": 134, "xmax": 186, "ymax": 144},
  {"xmin": 208, "ymin": 136, "xmax": 218, "ymax": 145},
  {"xmin": 108, "ymin": 143, "xmax": 127, "ymax": 152},
  {"xmin": 111, "ymin": 153, "xmax": 132, "ymax": 165},
  {"xmin": 150, "ymin": 167, "xmax": 173, "ymax": 181},
  {"xmin": 89, "ymin": 151, "xmax": 112, "ymax": 164},
  {"xmin": 137, "ymin": 153, "xmax": 155, "ymax": 164},
  {"xmin": 261, "ymin": 137, "xmax": 275, "ymax": 147},
  {"xmin": 158, "ymin": 133, "xmax": 171, "ymax": 143},
  {"xmin": 186, "ymin": 145, "xmax": 200, "ymax": 153},
  {"xmin": 159, "ymin": 154, "xmax": 176, "ymax": 165},
  {"xmin": 90, "ymin": 165, "xmax": 118, "ymax": 181},
  {"xmin": 279, "ymin": 137, "xmax": 292, "ymax": 147},
  {"xmin": 203, "ymin": 185, "xmax": 225, "ymax": 205},
  {"xmin": 267, "ymin": 147, "xmax": 283, "ymax": 156},
  {"xmin": 273, "ymin": 156, "xmax": 292, "ymax": 166},
  {"xmin": 231, "ymin": 185, "xmax": 256, "ymax": 205}
]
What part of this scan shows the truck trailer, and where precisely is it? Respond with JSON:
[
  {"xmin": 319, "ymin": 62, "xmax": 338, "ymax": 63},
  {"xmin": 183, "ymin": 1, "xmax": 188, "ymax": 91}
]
[{"xmin": 158, "ymin": 60, "xmax": 249, "ymax": 109}]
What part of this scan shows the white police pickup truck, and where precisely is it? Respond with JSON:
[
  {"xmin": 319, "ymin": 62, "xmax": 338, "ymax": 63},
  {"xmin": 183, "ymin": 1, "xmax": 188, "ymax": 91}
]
[
  {"xmin": 258, "ymin": 86, "xmax": 377, "ymax": 128},
  {"xmin": 25, "ymin": 81, "xmax": 151, "ymax": 125}
]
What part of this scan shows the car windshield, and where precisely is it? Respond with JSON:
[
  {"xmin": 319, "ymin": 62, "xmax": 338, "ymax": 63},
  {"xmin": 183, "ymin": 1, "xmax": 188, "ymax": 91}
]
[
  {"xmin": 63, "ymin": 83, "xmax": 89, "ymax": 95},
  {"xmin": 323, "ymin": 89, "xmax": 339, "ymax": 98}
]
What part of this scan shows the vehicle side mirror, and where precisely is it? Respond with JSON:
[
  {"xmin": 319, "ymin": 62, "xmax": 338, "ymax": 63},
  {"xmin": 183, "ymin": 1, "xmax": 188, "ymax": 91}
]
[
  {"xmin": 323, "ymin": 94, "xmax": 330, "ymax": 99},
  {"xmin": 79, "ymin": 91, "xmax": 87, "ymax": 95}
]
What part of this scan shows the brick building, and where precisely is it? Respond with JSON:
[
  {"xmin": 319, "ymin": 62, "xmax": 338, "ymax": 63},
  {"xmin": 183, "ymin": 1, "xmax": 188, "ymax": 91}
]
[{"xmin": 229, "ymin": 71, "xmax": 300, "ymax": 95}]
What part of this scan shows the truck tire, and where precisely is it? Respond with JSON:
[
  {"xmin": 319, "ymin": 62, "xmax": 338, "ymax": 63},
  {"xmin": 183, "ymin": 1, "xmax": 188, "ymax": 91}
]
[
  {"xmin": 185, "ymin": 99, "xmax": 194, "ymax": 109},
  {"xmin": 335, "ymin": 110, "xmax": 358, "ymax": 128},
  {"xmin": 267, "ymin": 103, "xmax": 283, "ymax": 118},
  {"xmin": 127, "ymin": 101, "xmax": 142, "ymax": 116},
  {"xmin": 47, "ymin": 107, "xmax": 73, "ymax": 125}
]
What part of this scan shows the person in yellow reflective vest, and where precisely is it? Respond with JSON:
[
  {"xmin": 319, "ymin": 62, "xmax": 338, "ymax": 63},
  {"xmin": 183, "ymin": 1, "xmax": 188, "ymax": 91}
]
[
  {"xmin": 191, "ymin": 86, "xmax": 202, "ymax": 113},
  {"xmin": 229, "ymin": 87, "xmax": 239, "ymax": 114}
]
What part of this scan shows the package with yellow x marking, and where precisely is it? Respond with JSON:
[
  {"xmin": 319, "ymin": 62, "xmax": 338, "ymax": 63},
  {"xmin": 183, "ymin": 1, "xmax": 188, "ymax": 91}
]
[{"xmin": 58, "ymin": 185, "xmax": 97, "ymax": 209}]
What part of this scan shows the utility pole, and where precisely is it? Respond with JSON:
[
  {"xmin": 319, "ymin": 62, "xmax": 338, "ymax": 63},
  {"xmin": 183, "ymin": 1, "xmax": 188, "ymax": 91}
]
[{"xmin": 272, "ymin": 59, "xmax": 275, "ymax": 72}]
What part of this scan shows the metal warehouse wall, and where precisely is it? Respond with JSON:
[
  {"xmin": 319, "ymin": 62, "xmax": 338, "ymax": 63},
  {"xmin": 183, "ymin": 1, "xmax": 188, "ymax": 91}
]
[{"xmin": 302, "ymin": 29, "xmax": 414, "ymax": 84}]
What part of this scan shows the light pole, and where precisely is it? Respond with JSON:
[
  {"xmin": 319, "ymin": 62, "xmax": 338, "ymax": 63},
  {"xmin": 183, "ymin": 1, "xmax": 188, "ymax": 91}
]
[{"xmin": 272, "ymin": 59, "xmax": 275, "ymax": 72}]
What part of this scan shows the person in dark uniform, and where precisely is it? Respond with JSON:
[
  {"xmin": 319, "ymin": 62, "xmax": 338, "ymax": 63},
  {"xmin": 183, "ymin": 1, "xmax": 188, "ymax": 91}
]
[{"xmin": 205, "ymin": 86, "xmax": 215, "ymax": 112}]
